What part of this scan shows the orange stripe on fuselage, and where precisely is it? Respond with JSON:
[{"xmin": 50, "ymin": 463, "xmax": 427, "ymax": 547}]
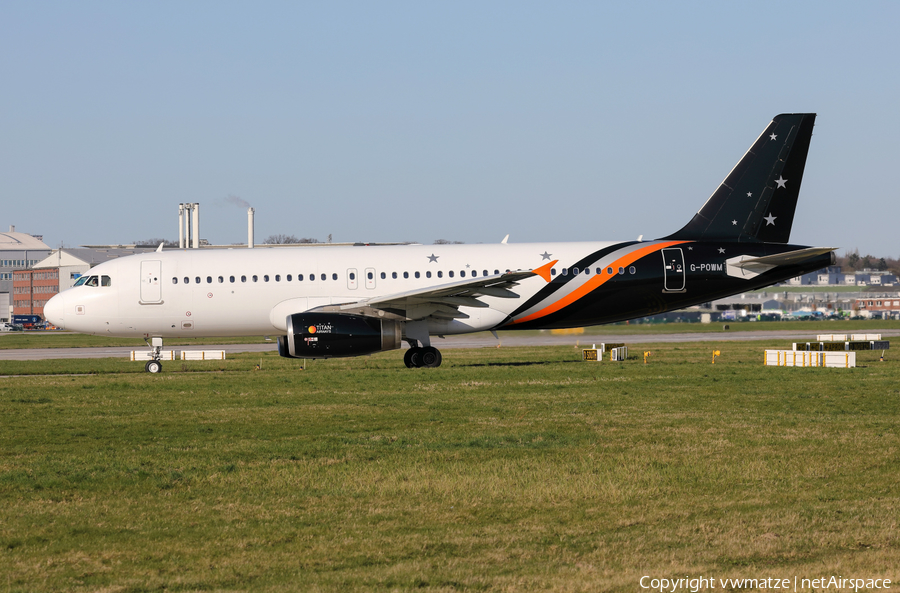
[{"xmin": 510, "ymin": 241, "xmax": 690, "ymax": 325}]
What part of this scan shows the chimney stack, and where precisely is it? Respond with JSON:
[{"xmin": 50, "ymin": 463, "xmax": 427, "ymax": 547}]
[
  {"xmin": 248, "ymin": 208, "xmax": 255, "ymax": 248},
  {"xmin": 178, "ymin": 203, "xmax": 201, "ymax": 249},
  {"xmin": 192, "ymin": 203, "xmax": 200, "ymax": 249},
  {"xmin": 178, "ymin": 204, "xmax": 185, "ymax": 249}
]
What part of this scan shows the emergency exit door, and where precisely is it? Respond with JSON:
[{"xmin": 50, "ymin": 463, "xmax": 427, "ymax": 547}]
[{"xmin": 661, "ymin": 248, "xmax": 685, "ymax": 292}]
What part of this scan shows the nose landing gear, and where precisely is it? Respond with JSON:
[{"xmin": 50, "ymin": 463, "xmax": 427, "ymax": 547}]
[{"xmin": 143, "ymin": 337, "xmax": 164, "ymax": 373}]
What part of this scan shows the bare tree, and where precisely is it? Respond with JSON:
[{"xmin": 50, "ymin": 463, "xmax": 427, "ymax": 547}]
[
  {"xmin": 264, "ymin": 234, "xmax": 299, "ymax": 244},
  {"xmin": 134, "ymin": 238, "xmax": 179, "ymax": 247},
  {"xmin": 433, "ymin": 239, "xmax": 464, "ymax": 245},
  {"xmin": 264, "ymin": 234, "xmax": 319, "ymax": 244}
]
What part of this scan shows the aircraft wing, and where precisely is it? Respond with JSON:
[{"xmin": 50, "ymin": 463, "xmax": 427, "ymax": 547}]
[{"xmin": 332, "ymin": 260, "xmax": 557, "ymax": 320}]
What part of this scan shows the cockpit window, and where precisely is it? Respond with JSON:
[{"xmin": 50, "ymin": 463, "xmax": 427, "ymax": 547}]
[{"xmin": 77, "ymin": 275, "xmax": 110, "ymax": 287}]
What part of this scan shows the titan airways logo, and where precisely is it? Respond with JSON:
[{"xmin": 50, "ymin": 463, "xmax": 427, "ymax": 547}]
[
  {"xmin": 307, "ymin": 323, "xmax": 334, "ymax": 334},
  {"xmin": 690, "ymin": 263, "xmax": 723, "ymax": 272}
]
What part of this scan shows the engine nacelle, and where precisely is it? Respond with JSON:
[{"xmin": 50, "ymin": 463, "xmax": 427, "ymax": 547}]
[{"xmin": 279, "ymin": 312, "xmax": 402, "ymax": 359}]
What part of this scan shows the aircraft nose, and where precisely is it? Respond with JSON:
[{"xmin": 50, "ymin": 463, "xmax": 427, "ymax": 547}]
[{"xmin": 44, "ymin": 293, "xmax": 65, "ymax": 329}]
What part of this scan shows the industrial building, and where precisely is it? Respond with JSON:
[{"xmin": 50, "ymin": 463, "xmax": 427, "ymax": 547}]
[
  {"xmin": 788, "ymin": 265, "xmax": 897, "ymax": 287},
  {"xmin": 1, "ymin": 227, "xmax": 51, "ymax": 322}
]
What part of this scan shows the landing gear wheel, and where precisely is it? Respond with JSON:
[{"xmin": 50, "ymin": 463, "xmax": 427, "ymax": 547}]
[
  {"xmin": 404, "ymin": 348, "xmax": 421, "ymax": 368},
  {"xmin": 420, "ymin": 347, "xmax": 442, "ymax": 368},
  {"xmin": 145, "ymin": 360, "xmax": 162, "ymax": 374}
]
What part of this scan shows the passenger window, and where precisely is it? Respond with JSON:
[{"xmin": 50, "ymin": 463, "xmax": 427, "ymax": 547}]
[
  {"xmin": 381, "ymin": 272, "xmax": 386, "ymax": 279},
  {"xmin": 207, "ymin": 276, "xmax": 212, "ymax": 283},
  {"xmin": 494, "ymin": 270, "xmax": 500, "ymax": 275},
  {"xmin": 551, "ymin": 268, "xmax": 556, "ymax": 276},
  {"xmin": 573, "ymin": 267, "xmax": 579, "ymax": 275},
  {"xmin": 310, "ymin": 274, "xmax": 315, "ymax": 281},
  {"xmin": 264, "ymin": 275, "xmax": 270, "ymax": 282},
  {"xmin": 184, "ymin": 277, "xmax": 190, "ymax": 284},
  {"xmin": 618, "ymin": 267, "xmax": 624, "ymax": 275},
  {"xmin": 218, "ymin": 276, "xmax": 224, "ymax": 283},
  {"xmin": 561, "ymin": 269, "xmax": 568, "ymax": 276},
  {"xmin": 321, "ymin": 274, "xmax": 326, "ymax": 281},
  {"xmin": 298, "ymin": 274, "xmax": 304, "ymax": 281},
  {"xmin": 241, "ymin": 275, "xmax": 247, "ymax": 283},
  {"xmin": 448, "ymin": 271, "xmax": 454, "ymax": 278},
  {"xmin": 230, "ymin": 276, "xmax": 235, "ymax": 283},
  {"xmin": 596, "ymin": 267, "xmax": 602, "ymax": 274},
  {"xmin": 437, "ymin": 271, "xmax": 443, "ymax": 278},
  {"xmin": 414, "ymin": 271, "xmax": 420, "ymax": 279},
  {"xmin": 275, "ymin": 275, "xmax": 280, "ymax": 282},
  {"xmin": 584, "ymin": 268, "xmax": 590, "ymax": 276},
  {"xmin": 172, "ymin": 277, "xmax": 178, "ymax": 284},
  {"xmin": 607, "ymin": 267, "xmax": 613, "ymax": 275},
  {"xmin": 483, "ymin": 270, "xmax": 488, "ymax": 276},
  {"xmin": 252, "ymin": 275, "xmax": 258, "ymax": 282},
  {"xmin": 629, "ymin": 266, "xmax": 636, "ymax": 274},
  {"xmin": 426, "ymin": 271, "xmax": 432, "ymax": 278},
  {"xmin": 392, "ymin": 272, "xmax": 397, "ymax": 279},
  {"xmin": 367, "ymin": 272, "xmax": 373, "ymax": 280},
  {"xmin": 287, "ymin": 274, "xmax": 292, "ymax": 281},
  {"xmin": 349, "ymin": 272, "xmax": 355, "ymax": 280},
  {"xmin": 195, "ymin": 276, "xmax": 200, "ymax": 284}
]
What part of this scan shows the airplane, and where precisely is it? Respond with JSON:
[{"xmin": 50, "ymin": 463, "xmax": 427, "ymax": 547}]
[{"xmin": 44, "ymin": 113, "xmax": 835, "ymax": 372}]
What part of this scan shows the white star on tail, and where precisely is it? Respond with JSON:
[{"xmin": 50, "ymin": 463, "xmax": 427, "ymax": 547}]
[
  {"xmin": 764, "ymin": 213, "xmax": 777, "ymax": 226},
  {"xmin": 775, "ymin": 176, "xmax": 788, "ymax": 189},
  {"xmin": 770, "ymin": 133, "xmax": 777, "ymax": 141}
]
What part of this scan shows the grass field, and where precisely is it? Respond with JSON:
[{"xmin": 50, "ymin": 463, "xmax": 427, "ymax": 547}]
[
  {"xmin": 2, "ymin": 318, "xmax": 900, "ymax": 350},
  {"xmin": 1, "ymin": 340, "xmax": 898, "ymax": 591}
]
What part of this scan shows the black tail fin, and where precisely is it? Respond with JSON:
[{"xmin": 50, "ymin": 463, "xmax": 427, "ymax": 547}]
[{"xmin": 664, "ymin": 113, "xmax": 816, "ymax": 243}]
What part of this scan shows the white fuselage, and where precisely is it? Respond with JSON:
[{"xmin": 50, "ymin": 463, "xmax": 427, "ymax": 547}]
[{"xmin": 44, "ymin": 241, "xmax": 632, "ymax": 338}]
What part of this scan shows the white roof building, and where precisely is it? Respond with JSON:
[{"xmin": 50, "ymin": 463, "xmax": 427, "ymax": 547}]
[{"xmin": 0, "ymin": 230, "xmax": 50, "ymax": 251}]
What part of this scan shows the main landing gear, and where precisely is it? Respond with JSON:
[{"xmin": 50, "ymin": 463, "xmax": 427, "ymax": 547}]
[{"xmin": 403, "ymin": 344, "xmax": 442, "ymax": 368}]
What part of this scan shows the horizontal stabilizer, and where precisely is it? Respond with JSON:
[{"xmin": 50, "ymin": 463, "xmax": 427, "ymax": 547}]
[{"xmin": 726, "ymin": 247, "xmax": 836, "ymax": 279}]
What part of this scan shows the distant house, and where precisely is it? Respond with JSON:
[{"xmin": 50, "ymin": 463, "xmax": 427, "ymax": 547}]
[{"xmin": 856, "ymin": 297, "xmax": 900, "ymax": 318}]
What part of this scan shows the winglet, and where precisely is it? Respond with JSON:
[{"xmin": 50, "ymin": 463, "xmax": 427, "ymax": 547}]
[
  {"xmin": 501, "ymin": 234, "xmax": 509, "ymax": 244},
  {"xmin": 533, "ymin": 259, "xmax": 558, "ymax": 283},
  {"xmin": 156, "ymin": 242, "xmax": 164, "ymax": 252}
]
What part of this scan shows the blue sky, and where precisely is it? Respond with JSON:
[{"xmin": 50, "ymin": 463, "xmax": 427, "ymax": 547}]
[{"xmin": 2, "ymin": 1, "xmax": 898, "ymax": 256}]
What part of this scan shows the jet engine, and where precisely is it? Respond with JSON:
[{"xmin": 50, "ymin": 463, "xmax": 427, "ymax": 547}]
[{"xmin": 278, "ymin": 312, "xmax": 402, "ymax": 359}]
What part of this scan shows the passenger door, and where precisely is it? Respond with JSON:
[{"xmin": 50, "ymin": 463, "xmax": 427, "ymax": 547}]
[
  {"xmin": 661, "ymin": 248, "xmax": 686, "ymax": 293},
  {"xmin": 140, "ymin": 261, "xmax": 162, "ymax": 303}
]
